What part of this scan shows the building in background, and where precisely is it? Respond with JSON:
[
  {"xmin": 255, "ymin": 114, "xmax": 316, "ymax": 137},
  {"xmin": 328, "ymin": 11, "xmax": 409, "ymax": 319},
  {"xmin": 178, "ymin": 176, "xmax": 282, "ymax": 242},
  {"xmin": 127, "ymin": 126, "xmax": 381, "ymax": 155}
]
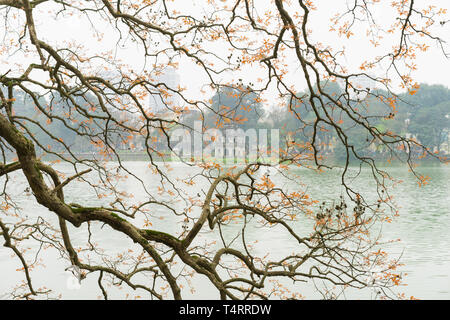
[{"xmin": 149, "ymin": 67, "xmax": 180, "ymax": 114}]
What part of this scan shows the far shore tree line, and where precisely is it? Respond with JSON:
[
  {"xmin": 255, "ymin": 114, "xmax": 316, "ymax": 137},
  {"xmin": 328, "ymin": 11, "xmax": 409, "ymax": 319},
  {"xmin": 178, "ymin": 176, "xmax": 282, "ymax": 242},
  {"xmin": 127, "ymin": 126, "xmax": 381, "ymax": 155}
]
[{"xmin": 5, "ymin": 82, "xmax": 450, "ymax": 161}]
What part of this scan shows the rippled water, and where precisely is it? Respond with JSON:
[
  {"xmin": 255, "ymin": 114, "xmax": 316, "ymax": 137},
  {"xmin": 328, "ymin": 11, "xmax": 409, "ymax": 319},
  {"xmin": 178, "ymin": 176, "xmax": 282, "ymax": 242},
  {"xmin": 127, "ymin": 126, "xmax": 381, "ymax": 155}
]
[{"xmin": 0, "ymin": 162, "xmax": 449, "ymax": 299}]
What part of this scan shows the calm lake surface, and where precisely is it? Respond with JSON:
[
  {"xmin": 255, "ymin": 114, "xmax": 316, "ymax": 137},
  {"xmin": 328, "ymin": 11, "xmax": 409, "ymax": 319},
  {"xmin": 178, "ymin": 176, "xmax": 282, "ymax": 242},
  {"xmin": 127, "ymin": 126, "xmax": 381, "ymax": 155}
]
[{"xmin": 1, "ymin": 162, "xmax": 449, "ymax": 300}]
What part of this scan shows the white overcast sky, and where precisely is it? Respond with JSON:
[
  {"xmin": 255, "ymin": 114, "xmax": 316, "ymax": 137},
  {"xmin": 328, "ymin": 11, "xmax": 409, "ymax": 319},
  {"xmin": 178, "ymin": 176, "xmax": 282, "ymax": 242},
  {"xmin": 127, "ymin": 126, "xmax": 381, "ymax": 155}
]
[{"xmin": 1, "ymin": 0, "xmax": 449, "ymax": 108}]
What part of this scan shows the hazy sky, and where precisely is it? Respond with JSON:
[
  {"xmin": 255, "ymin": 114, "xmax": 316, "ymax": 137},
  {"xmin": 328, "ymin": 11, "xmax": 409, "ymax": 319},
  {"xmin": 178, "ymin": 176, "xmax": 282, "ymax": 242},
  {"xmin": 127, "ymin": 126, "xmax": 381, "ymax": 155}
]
[{"xmin": 1, "ymin": 0, "xmax": 449, "ymax": 108}]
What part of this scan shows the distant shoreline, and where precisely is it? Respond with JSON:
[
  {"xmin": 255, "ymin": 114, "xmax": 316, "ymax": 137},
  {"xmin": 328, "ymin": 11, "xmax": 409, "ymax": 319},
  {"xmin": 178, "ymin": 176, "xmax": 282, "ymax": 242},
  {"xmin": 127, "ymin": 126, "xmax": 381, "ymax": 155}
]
[{"xmin": 14, "ymin": 150, "xmax": 444, "ymax": 168}]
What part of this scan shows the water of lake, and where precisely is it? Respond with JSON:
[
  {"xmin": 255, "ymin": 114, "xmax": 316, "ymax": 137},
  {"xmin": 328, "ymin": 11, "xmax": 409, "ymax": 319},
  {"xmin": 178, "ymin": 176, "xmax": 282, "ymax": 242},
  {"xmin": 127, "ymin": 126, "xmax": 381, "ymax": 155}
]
[{"xmin": 0, "ymin": 162, "xmax": 449, "ymax": 299}]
